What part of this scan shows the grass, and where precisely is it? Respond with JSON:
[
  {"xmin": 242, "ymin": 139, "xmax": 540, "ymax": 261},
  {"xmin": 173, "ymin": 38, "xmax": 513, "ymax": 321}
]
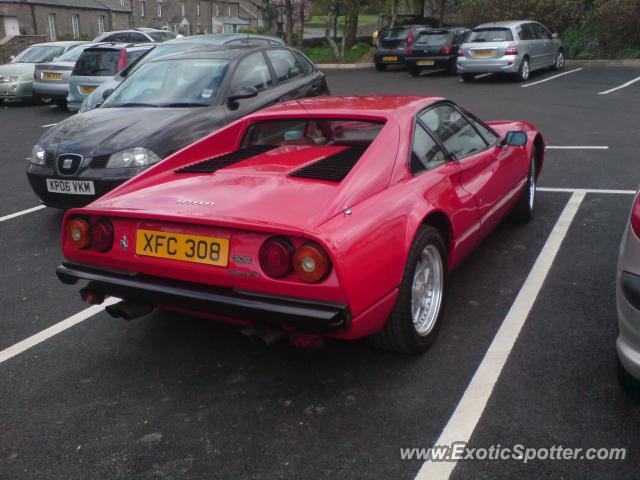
[
  {"xmin": 302, "ymin": 43, "xmax": 373, "ymax": 63},
  {"xmin": 307, "ymin": 15, "xmax": 378, "ymax": 26}
]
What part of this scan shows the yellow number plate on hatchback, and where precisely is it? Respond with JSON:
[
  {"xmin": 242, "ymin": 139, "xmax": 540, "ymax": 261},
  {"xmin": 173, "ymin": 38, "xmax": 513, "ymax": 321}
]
[
  {"xmin": 43, "ymin": 72, "xmax": 63, "ymax": 80},
  {"xmin": 382, "ymin": 56, "xmax": 398, "ymax": 62},
  {"xmin": 472, "ymin": 49, "xmax": 494, "ymax": 57},
  {"xmin": 417, "ymin": 60, "xmax": 434, "ymax": 66},
  {"xmin": 79, "ymin": 85, "xmax": 97, "ymax": 94},
  {"xmin": 136, "ymin": 229, "xmax": 229, "ymax": 267}
]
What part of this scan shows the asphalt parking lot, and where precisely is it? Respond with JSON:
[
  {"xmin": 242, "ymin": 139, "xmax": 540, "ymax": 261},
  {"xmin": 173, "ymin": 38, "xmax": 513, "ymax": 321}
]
[{"xmin": 1, "ymin": 65, "xmax": 640, "ymax": 479}]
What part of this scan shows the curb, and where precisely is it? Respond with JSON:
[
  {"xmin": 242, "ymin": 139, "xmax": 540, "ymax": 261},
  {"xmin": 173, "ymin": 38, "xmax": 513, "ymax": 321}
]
[
  {"xmin": 566, "ymin": 59, "xmax": 640, "ymax": 67},
  {"xmin": 316, "ymin": 62, "xmax": 374, "ymax": 69}
]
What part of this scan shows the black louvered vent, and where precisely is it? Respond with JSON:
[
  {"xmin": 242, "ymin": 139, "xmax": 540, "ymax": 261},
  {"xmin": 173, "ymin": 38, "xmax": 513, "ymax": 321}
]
[
  {"xmin": 90, "ymin": 155, "xmax": 111, "ymax": 168},
  {"xmin": 288, "ymin": 145, "xmax": 368, "ymax": 182},
  {"xmin": 45, "ymin": 151, "xmax": 56, "ymax": 167},
  {"xmin": 175, "ymin": 145, "xmax": 278, "ymax": 174}
]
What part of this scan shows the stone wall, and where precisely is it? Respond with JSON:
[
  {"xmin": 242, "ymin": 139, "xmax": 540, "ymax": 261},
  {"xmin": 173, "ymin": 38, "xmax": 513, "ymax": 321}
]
[{"xmin": 0, "ymin": 35, "xmax": 46, "ymax": 64}]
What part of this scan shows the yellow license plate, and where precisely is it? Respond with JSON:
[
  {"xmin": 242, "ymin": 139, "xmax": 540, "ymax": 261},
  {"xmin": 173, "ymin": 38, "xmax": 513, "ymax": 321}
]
[
  {"xmin": 472, "ymin": 49, "xmax": 494, "ymax": 57},
  {"xmin": 79, "ymin": 85, "xmax": 97, "ymax": 94},
  {"xmin": 43, "ymin": 72, "xmax": 63, "ymax": 80},
  {"xmin": 417, "ymin": 60, "xmax": 435, "ymax": 66},
  {"xmin": 382, "ymin": 56, "xmax": 398, "ymax": 62},
  {"xmin": 136, "ymin": 229, "xmax": 230, "ymax": 267}
]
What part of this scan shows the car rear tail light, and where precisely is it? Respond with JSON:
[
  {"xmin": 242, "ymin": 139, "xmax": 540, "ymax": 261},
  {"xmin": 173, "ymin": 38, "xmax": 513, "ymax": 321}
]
[
  {"xmin": 66, "ymin": 217, "xmax": 90, "ymax": 249},
  {"xmin": 505, "ymin": 43, "xmax": 518, "ymax": 55},
  {"xmin": 441, "ymin": 45, "xmax": 453, "ymax": 55},
  {"xmin": 90, "ymin": 218, "xmax": 114, "ymax": 252},
  {"xmin": 117, "ymin": 49, "xmax": 129, "ymax": 71},
  {"xmin": 293, "ymin": 242, "xmax": 331, "ymax": 283},
  {"xmin": 458, "ymin": 49, "xmax": 465, "ymax": 57},
  {"xmin": 259, "ymin": 237, "xmax": 294, "ymax": 278},
  {"xmin": 631, "ymin": 195, "xmax": 640, "ymax": 238}
]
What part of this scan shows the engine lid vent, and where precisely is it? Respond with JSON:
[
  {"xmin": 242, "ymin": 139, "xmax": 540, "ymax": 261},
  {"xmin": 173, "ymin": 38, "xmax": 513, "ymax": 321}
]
[
  {"xmin": 288, "ymin": 145, "xmax": 368, "ymax": 182},
  {"xmin": 175, "ymin": 145, "xmax": 277, "ymax": 174}
]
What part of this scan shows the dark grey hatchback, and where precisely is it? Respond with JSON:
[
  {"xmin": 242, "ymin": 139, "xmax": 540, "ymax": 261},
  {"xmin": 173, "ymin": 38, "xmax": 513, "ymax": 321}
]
[{"xmin": 26, "ymin": 45, "xmax": 329, "ymax": 208}]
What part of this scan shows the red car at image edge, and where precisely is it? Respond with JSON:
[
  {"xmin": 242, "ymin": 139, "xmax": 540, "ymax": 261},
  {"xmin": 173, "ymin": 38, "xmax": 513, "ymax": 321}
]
[{"xmin": 56, "ymin": 95, "xmax": 545, "ymax": 354}]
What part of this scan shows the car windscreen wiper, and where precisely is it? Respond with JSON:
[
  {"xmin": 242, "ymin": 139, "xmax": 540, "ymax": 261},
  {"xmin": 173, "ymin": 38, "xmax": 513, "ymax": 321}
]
[
  {"xmin": 160, "ymin": 102, "xmax": 208, "ymax": 108},
  {"xmin": 110, "ymin": 102, "xmax": 159, "ymax": 108}
]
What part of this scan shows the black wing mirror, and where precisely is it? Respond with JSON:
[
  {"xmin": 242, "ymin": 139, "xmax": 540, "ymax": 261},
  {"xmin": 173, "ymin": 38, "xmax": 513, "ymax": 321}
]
[
  {"xmin": 228, "ymin": 86, "xmax": 258, "ymax": 104},
  {"xmin": 102, "ymin": 88, "xmax": 114, "ymax": 100},
  {"xmin": 502, "ymin": 131, "xmax": 528, "ymax": 147}
]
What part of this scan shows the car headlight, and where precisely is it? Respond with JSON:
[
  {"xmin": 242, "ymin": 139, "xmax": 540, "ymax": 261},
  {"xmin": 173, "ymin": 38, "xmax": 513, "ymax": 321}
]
[
  {"xmin": 30, "ymin": 145, "xmax": 46, "ymax": 165},
  {"xmin": 106, "ymin": 147, "xmax": 161, "ymax": 168},
  {"xmin": 0, "ymin": 76, "xmax": 19, "ymax": 83}
]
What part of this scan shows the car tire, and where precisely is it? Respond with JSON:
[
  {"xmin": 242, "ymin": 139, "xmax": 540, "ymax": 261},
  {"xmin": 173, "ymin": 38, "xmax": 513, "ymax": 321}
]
[
  {"xmin": 375, "ymin": 63, "xmax": 387, "ymax": 72},
  {"xmin": 617, "ymin": 358, "xmax": 640, "ymax": 396},
  {"xmin": 370, "ymin": 225, "xmax": 447, "ymax": 354},
  {"xmin": 461, "ymin": 73, "xmax": 475, "ymax": 82},
  {"xmin": 447, "ymin": 60, "xmax": 458, "ymax": 76},
  {"xmin": 55, "ymin": 99, "xmax": 67, "ymax": 109},
  {"xmin": 510, "ymin": 147, "xmax": 537, "ymax": 223},
  {"xmin": 516, "ymin": 57, "xmax": 530, "ymax": 82},
  {"xmin": 408, "ymin": 65, "xmax": 420, "ymax": 77},
  {"xmin": 553, "ymin": 49, "xmax": 565, "ymax": 71}
]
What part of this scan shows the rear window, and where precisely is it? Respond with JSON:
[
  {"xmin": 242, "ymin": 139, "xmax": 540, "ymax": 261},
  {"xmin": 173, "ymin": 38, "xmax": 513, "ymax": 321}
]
[
  {"xmin": 415, "ymin": 32, "xmax": 451, "ymax": 46},
  {"xmin": 380, "ymin": 28, "xmax": 410, "ymax": 41},
  {"xmin": 242, "ymin": 119, "xmax": 384, "ymax": 148},
  {"xmin": 72, "ymin": 50, "xmax": 120, "ymax": 76},
  {"xmin": 467, "ymin": 28, "xmax": 514, "ymax": 42}
]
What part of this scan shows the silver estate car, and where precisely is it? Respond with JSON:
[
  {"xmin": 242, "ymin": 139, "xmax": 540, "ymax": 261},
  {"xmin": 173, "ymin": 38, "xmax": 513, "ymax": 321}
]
[
  {"xmin": 616, "ymin": 194, "xmax": 640, "ymax": 391},
  {"xmin": 457, "ymin": 20, "xmax": 564, "ymax": 82}
]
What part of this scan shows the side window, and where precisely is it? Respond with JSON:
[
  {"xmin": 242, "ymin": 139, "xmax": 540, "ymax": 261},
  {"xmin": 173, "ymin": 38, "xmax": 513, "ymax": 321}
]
[
  {"xmin": 520, "ymin": 23, "xmax": 536, "ymax": 41},
  {"xmin": 419, "ymin": 104, "xmax": 488, "ymax": 160},
  {"xmin": 533, "ymin": 23, "xmax": 551, "ymax": 40},
  {"xmin": 468, "ymin": 117, "xmax": 500, "ymax": 145},
  {"xmin": 129, "ymin": 32, "xmax": 149, "ymax": 43},
  {"xmin": 294, "ymin": 51, "xmax": 314, "ymax": 73},
  {"xmin": 265, "ymin": 49, "xmax": 303, "ymax": 82},
  {"xmin": 411, "ymin": 123, "xmax": 447, "ymax": 173},
  {"xmin": 230, "ymin": 52, "xmax": 272, "ymax": 92}
]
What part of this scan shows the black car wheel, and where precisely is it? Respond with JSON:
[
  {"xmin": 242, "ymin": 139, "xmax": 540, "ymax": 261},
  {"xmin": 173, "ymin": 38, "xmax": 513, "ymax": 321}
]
[
  {"xmin": 510, "ymin": 147, "xmax": 537, "ymax": 223},
  {"xmin": 516, "ymin": 57, "xmax": 530, "ymax": 82},
  {"xmin": 447, "ymin": 59, "xmax": 458, "ymax": 76},
  {"xmin": 55, "ymin": 99, "xmax": 67, "ymax": 109},
  {"xmin": 461, "ymin": 73, "xmax": 475, "ymax": 82},
  {"xmin": 408, "ymin": 65, "xmax": 420, "ymax": 77},
  {"xmin": 375, "ymin": 63, "xmax": 387, "ymax": 72}
]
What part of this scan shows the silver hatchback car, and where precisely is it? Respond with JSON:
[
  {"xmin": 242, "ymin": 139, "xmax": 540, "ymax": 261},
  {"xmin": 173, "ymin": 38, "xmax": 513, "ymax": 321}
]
[{"xmin": 457, "ymin": 20, "xmax": 564, "ymax": 82}]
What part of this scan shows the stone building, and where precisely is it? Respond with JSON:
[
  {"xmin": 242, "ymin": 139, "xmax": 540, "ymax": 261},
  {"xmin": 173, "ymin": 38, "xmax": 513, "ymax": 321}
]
[{"xmin": 0, "ymin": 0, "xmax": 133, "ymax": 41}]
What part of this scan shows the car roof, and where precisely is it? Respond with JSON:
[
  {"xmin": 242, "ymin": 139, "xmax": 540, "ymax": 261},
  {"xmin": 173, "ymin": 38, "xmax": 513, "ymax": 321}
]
[
  {"xmin": 146, "ymin": 45, "xmax": 274, "ymax": 63},
  {"xmin": 250, "ymin": 95, "xmax": 443, "ymax": 121},
  {"xmin": 474, "ymin": 20, "xmax": 533, "ymax": 29},
  {"xmin": 83, "ymin": 42, "xmax": 150, "ymax": 51},
  {"xmin": 166, "ymin": 33, "xmax": 284, "ymax": 45},
  {"xmin": 420, "ymin": 27, "xmax": 467, "ymax": 33},
  {"xmin": 31, "ymin": 41, "xmax": 88, "ymax": 47}
]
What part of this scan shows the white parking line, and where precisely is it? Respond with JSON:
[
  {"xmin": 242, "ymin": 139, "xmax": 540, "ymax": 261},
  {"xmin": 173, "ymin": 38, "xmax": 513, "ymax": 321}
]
[
  {"xmin": 414, "ymin": 191, "xmax": 585, "ymax": 480},
  {"xmin": 0, "ymin": 205, "xmax": 46, "ymax": 222},
  {"xmin": 475, "ymin": 73, "xmax": 492, "ymax": 79},
  {"xmin": 538, "ymin": 187, "xmax": 635, "ymax": 195},
  {"xmin": 521, "ymin": 68, "xmax": 582, "ymax": 88},
  {"xmin": 420, "ymin": 69, "xmax": 446, "ymax": 76},
  {"xmin": 598, "ymin": 75, "xmax": 640, "ymax": 95},
  {"xmin": 546, "ymin": 145, "xmax": 608, "ymax": 150},
  {"xmin": 41, "ymin": 123, "xmax": 57, "ymax": 128},
  {"xmin": 0, "ymin": 298, "xmax": 118, "ymax": 365}
]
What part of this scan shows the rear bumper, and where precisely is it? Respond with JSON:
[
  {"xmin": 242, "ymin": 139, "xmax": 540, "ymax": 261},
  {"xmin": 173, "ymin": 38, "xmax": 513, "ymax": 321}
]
[
  {"xmin": 57, "ymin": 262, "xmax": 351, "ymax": 333},
  {"xmin": 457, "ymin": 56, "xmax": 520, "ymax": 74},
  {"xmin": 33, "ymin": 81, "xmax": 68, "ymax": 99},
  {"xmin": 405, "ymin": 55, "xmax": 455, "ymax": 69}
]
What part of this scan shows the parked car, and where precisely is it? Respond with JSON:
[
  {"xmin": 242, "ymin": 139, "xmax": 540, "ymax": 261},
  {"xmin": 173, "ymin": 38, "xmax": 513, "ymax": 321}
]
[
  {"xmin": 33, "ymin": 43, "xmax": 102, "ymax": 108},
  {"xmin": 616, "ymin": 192, "xmax": 640, "ymax": 391},
  {"xmin": 0, "ymin": 41, "xmax": 87, "ymax": 103},
  {"xmin": 405, "ymin": 28, "xmax": 469, "ymax": 76},
  {"xmin": 54, "ymin": 95, "xmax": 544, "ymax": 354},
  {"xmin": 26, "ymin": 46, "xmax": 329, "ymax": 209},
  {"xmin": 80, "ymin": 33, "xmax": 285, "ymax": 113},
  {"xmin": 374, "ymin": 25, "xmax": 429, "ymax": 71},
  {"xmin": 66, "ymin": 43, "xmax": 155, "ymax": 112},
  {"xmin": 457, "ymin": 21, "xmax": 565, "ymax": 82},
  {"xmin": 93, "ymin": 28, "xmax": 176, "ymax": 43}
]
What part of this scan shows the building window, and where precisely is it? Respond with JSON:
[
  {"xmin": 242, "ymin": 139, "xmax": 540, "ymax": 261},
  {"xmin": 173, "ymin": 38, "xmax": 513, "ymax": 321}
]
[
  {"xmin": 140, "ymin": 1, "xmax": 146, "ymax": 18},
  {"xmin": 228, "ymin": 5, "xmax": 231, "ymax": 17},
  {"xmin": 157, "ymin": 1, "xmax": 162, "ymax": 18},
  {"xmin": 197, "ymin": 2, "xmax": 201, "ymax": 16},
  {"xmin": 71, "ymin": 14, "xmax": 80, "ymax": 39},
  {"xmin": 215, "ymin": 4, "xmax": 219, "ymax": 16},
  {"xmin": 120, "ymin": 0, "xmax": 125, "ymax": 6},
  {"xmin": 98, "ymin": 15, "xmax": 105, "ymax": 34},
  {"xmin": 180, "ymin": 2, "xmax": 185, "ymax": 17},
  {"xmin": 47, "ymin": 13, "xmax": 56, "ymax": 41}
]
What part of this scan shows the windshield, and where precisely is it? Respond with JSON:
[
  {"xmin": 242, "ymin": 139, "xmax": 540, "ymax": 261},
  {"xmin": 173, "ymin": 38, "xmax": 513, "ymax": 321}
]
[
  {"xmin": 147, "ymin": 31, "xmax": 177, "ymax": 42},
  {"xmin": 380, "ymin": 28, "xmax": 410, "ymax": 41},
  {"xmin": 12, "ymin": 46, "xmax": 65, "ymax": 63},
  {"xmin": 415, "ymin": 32, "xmax": 451, "ymax": 46},
  {"xmin": 468, "ymin": 28, "xmax": 514, "ymax": 42},
  {"xmin": 103, "ymin": 58, "xmax": 229, "ymax": 108},
  {"xmin": 242, "ymin": 119, "xmax": 384, "ymax": 148}
]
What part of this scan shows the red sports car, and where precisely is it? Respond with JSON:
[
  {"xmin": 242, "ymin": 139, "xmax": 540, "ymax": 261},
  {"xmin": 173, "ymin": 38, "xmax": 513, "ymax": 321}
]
[{"xmin": 57, "ymin": 96, "xmax": 544, "ymax": 353}]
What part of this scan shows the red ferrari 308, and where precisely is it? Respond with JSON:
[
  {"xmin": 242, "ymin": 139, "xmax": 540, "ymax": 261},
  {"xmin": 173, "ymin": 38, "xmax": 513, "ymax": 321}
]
[{"xmin": 57, "ymin": 96, "xmax": 544, "ymax": 353}]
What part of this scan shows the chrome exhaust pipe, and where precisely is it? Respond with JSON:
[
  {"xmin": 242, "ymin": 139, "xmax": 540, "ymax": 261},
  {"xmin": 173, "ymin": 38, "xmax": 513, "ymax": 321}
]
[{"xmin": 105, "ymin": 300, "xmax": 154, "ymax": 321}]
